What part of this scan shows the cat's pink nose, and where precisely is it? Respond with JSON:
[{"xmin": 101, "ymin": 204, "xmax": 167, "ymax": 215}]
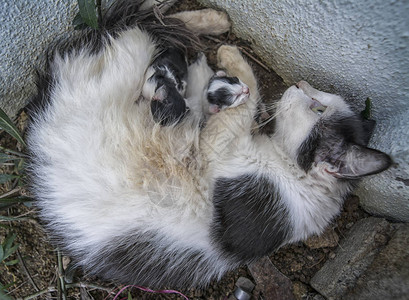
[{"xmin": 242, "ymin": 86, "xmax": 249, "ymax": 94}]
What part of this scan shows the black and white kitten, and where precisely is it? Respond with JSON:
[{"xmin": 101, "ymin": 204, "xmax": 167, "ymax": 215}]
[
  {"xmin": 185, "ymin": 53, "xmax": 250, "ymax": 121},
  {"xmin": 206, "ymin": 70, "xmax": 249, "ymax": 114},
  {"xmin": 143, "ymin": 47, "xmax": 189, "ymax": 125},
  {"xmin": 26, "ymin": 0, "xmax": 391, "ymax": 290}
]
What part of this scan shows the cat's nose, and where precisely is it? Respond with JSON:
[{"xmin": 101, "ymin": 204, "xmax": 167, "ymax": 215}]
[
  {"xmin": 242, "ymin": 86, "xmax": 249, "ymax": 94},
  {"xmin": 296, "ymin": 80, "xmax": 310, "ymax": 89}
]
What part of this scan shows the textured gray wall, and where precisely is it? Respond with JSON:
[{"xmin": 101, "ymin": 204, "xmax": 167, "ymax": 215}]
[
  {"xmin": 0, "ymin": 0, "xmax": 77, "ymax": 117},
  {"xmin": 199, "ymin": 0, "xmax": 409, "ymax": 221}
]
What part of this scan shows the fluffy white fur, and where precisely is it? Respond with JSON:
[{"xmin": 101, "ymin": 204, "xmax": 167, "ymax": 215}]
[
  {"xmin": 185, "ymin": 53, "xmax": 214, "ymax": 119},
  {"xmin": 27, "ymin": 8, "xmax": 390, "ymax": 288}
]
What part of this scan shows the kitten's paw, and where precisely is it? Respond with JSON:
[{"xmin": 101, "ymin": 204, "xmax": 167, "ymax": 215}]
[
  {"xmin": 217, "ymin": 45, "xmax": 260, "ymax": 101},
  {"xmin": 169, "ymin": 9, "xmax": 231, "ymax": 35},
  {"xmin": 217, "ymin": 45, "xmax": 244, "ymax": 75}
]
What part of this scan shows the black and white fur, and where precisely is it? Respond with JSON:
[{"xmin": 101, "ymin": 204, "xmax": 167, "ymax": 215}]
[
  {"xmin": 185, "ymin": 53, "xmax": 249, "ymax": 122},
  {"xmin": 27, "ymin": 1, "xmax": 392, "ymax": 289},
  {"xmin": 206, "ymin": 70, "xmax": 249, "ymax": 114},
  {"xmin": 143, "ymin": 47, "xmax": 189, "ymax": 125}
]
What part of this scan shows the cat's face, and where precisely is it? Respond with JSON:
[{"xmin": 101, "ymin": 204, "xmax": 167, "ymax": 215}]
[
  {"xmin": 206, "ymin": 71, "xmax": 249, "ymax": 114},
  {"xmin": 274, "ymin": 81, "xmax": 391, "ymax": 179}
]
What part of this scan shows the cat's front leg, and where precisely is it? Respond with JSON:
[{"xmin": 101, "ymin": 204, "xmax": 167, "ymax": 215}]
[
  {"xmin": 185, "ymin": 53, "xmax": 214, "ymax": 120},
  {"xmin": 169, "ymin": 9, "xmax": 231, "ymax": 36},
  {"xmin": 200, "ymin": 46, "xmax": 259, "ymax": 161},
  {"xmin": 217, "ymin": 45, "xmax": 260, "ymax": 100}
]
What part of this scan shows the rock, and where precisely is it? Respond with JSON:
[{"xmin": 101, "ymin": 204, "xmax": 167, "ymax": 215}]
[
  {"xmin": 310, "ymin": 217, "xmax": 402, "ymax": 300},
  {"xmin": 343, "ymin": 223, "xmax": 409, "ymax": 300},
  {"xmin": 248, "ymin": 256, "xmax": 295, "ymax": 300},
  {"xmin": 292, "ymin": 281, "xmax": 309, "ymax": 300},
  {"xmin": 304, "ymin": 227, "xmax": 339, "ymax": 249},
  {"xmin": 232, "ymin": 277, "xmax": 255, "ymax": 300}
]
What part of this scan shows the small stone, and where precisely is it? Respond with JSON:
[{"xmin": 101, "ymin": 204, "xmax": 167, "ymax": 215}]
[
  {"xmin": 310, "ymin": 217, "xmax": 393, "ymax": 300},
  {"xmin": 235, "ymin": 277, "xmax": 255, "ymax": 292},
  {"xmin": 292, "ymin": 281, "xmax": 309, "ymax": 300},
  {"xmin": 374, "ymin": 233, "xmax": 388, "ymax": 245},
  {"xmin": 62, "ymin": 256, "xmax": 71, "ymax": 270},
  {"xmin": 248, "ymin": 256, "xmax": 295, "ymax": 300},
  {"xmin": 343, "ymin": 223, "xmax": 409, "ymax": 299},
  {"xmin": 304, "ymin": 227, "xmax": 339, "ymax": 249},
  {"xmin": 290, "ymin": 262, "xmax": 303, "ymax": 272}
]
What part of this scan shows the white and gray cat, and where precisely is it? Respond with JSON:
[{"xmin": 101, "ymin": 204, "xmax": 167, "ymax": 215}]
[{"xmin": 27, "ymin": 0, "xmax": 391, "ymax": 289}]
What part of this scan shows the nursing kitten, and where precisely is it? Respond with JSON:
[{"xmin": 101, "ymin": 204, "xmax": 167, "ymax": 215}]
[
  {"xmin": 185, "ymin": 53, "xmax": 249, "ymax": 121},
  {"xmin": 143, "ymin": 47, "xmax": 189, "ymax": 125},
  {"xmin": 206, "ymin": 70, "xmax": 249, "ymax": 114},
  {"xmin": 27, "ymin": 0, "xmax": 391, "ymax": 290}
]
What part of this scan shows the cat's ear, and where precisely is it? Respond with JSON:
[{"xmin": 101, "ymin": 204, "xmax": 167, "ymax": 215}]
[
  {"xmin": 152, "ymin": 86, "xmax": 167, "ymax": 102},
  {"xmin": 215, "ymin": 70, "xmax": 227, "ymax": 77},
  {"xmin": 361, "ymin": 118, "xmax": 376, "ymax": 145},
  {"xmin": 326, "ymin": 144, "xmax": 392, "ymax": 179},
  {"xmin": 209, "ymin": 104, "xmax": 220, "ymax": 114}
]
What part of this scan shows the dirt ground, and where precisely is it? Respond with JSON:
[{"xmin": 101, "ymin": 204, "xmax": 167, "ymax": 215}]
[{"xmin": 0, "ymin": 0, "xmax": 371, "ymax": 299}]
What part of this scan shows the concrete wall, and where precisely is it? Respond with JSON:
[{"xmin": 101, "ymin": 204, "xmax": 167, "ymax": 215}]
[
  {"xmin": 199, "ymin": 0, "xmax": 409, "ymax": 221},
  {"xmin": 0, "ymin": 0, "xmax": 77, "ymax": 117}
]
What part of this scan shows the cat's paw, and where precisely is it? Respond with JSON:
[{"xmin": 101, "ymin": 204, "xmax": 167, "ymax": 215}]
[
  {"xmin": 169, "ymin": 9, "xmax": 231, "ymax": 35},
  {"xmin": 196, "ymin": 9, "xmax": 231, "ymax": 35},
  {"xmin": 217, "ymin": 45, "xmax": 260, "ymax": 101},
  {"xmin": 217, "ymin": 45, "xmax": 244, "ymax": 75}
]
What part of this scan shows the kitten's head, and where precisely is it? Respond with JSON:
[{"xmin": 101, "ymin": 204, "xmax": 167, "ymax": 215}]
[
  {"xmin": 274, "ymin": 81, "xmax": 391, "ymax": 179},
  {"xmin": 151, "ymin": 84, "xmax": 188, "ymax": 126},
  {"xmin": 206, "ymin": 71, "xmax": 249, "ymax": 114}
]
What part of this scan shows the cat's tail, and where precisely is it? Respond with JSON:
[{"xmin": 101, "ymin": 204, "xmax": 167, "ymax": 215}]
[{"xmin": 27, "ymin": 0, "xmax": 200, "ymax": 116}]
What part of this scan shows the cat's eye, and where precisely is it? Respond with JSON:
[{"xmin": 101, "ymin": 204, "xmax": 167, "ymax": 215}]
[
  {"xmin": 312, "ymin": 105, "xmax": 327, "ymax": 115},
  {"xmin": 310, "ymin": 98, "xmax": 327, "ymax": 115}
]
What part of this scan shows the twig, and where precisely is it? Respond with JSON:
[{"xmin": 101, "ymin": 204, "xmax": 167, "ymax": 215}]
[
  {"xmin": 7, "ymin": 278, "xmax": 30, "ymax": 296},
  {"xmin": 203, "ymin": 35, "xmax": 223, "ymax": 44},
  {"xmin": 203, "ymin": 34, "xmax": 231, "ymax": 50},
  {"xmin": 306, "ymin": 255, "xmax": 325, "ymax": 269},
  {"xmin": 238, "ymin": 46, "xmax": 271, "ymax": 72},
  {"xmin": 153, "ymin": 6, "xmax": 166, "ymax": 26},
  {"xmin": 13, "ymin": 209, "xmax": 36, "ymax": 218},
  {"xmin": 0, "ymin": 147, "xmax": 27, "ymax": 157},
  {"xmin": 0, "ymin": 187, "xmax": 22, "ymax": 198},
  {"xmin": 66, "ymin": 282, "xmax": 117, "ymax": 295},
  {"xmin": 21, "ymin": 286, "xmax": 57, "ymax": 300},
  {"xmin": 0, "ymin": 215, "xmax": 34, "ymax": 222},
  {"xmin": 17, "ymin": 249, "xmax": 40, "ymax": 292},
  {"xmin": 57, "ymin": 249, "xmax": 67, "ymax": 300}
]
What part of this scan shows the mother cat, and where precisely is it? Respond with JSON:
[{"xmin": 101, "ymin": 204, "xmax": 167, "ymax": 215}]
[{"xmin": 27, "ymin": 0, "xmax": 391, "ymax": 288}]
